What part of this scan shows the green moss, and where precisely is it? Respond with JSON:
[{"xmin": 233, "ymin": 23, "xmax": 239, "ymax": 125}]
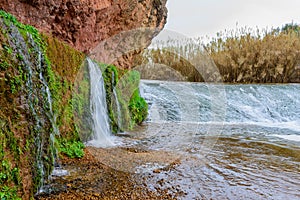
[
  {"xmin": 103, "ymin": 65, "xmax": 123, "ymax": 133},
  {"xmin": 0, "ymin": 9, "xmax": 148, "ymax": 199},
  {"xmin": 0, "ymin": 125, "xmax": 22, "ymax": 200},
  {"xmin": 0, "ymin": 186, "xmax": 21, "ymax": 200},
  {"xmin": 2, "ymin": 44, "xmax": 12, "ymax": 54},
  {"xmin": 102, "ymin": 64, "xmax": 148, "ymax": 132},
  {"xmin": 41, "ymin": 32, "xmax": 87, "ymax": 159},
  {"xmin": 0, "ymin": 158, "xmax": 21, "ymax": 199},
  {"xmin": 42, "ymin": 34, "xmax": 85, "ymax": 82},
  {"xmin": 0, "ymin": 10, "xmax": 44, "ymax": 50},
  {"xmin": 129, "ymin": 89, "xmax": 148, "ymax": 125},
  {"xmin": 9, "ymin": 75, "xmax": 22, "ymax": 94},
  {"xmin": 72, "ymin": 64, "xmax": 93, "ymax": 141},
  {"xmin": 5, "ymin": 129, "xmax": 22, "ymax": 160},
  {"xmin": 0, "ymin": 60, "xmax": 9, "ymax": 70},
  {"xmin": 0, "ymin": 10, "xmax": 86, "ymax": 197},
  {"xmin": 57, "ymin": 139, "xmax": 84, "ymax": 158},
  {"xmin": 42, "ymin": 34, "xmax": 87, "ymax": 141}
]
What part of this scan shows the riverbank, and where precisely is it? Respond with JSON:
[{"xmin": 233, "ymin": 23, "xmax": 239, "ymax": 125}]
[
  {"xmin": 36, "ymin": 146, "xmax": 183, "ymax": 200},
  {"xmin": 36, "ymin": 117, "xmax": 300, "ymax": 199},
  {"xmin": 35, "ymin": 80, "xmax": 300, "ymax": 199}
]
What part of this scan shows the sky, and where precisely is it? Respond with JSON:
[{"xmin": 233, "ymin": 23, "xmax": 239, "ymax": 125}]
[{"xmin": 164, "ymin": 0, "xmax": 300, "ymax": 38}]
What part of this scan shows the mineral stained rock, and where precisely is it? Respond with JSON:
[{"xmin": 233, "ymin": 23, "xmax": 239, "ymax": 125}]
[{"xmin": 1, "ymin": 0, "xmax": 167, "ymax": 66}]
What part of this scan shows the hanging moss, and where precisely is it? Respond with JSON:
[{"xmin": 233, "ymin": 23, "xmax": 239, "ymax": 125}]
[
  {"xmin": 103, "ymin": 65, "xmax": 125, "ymax": 133},
  {"xmin": 0, "ymin": 9, "xmax": 149, "ymax": 199},
  {"xmin": 0, "ymin": 10, "xmax": 86, "ymax": 198},
  {"xmin": 0, "ymin": 123, "xmax": 22, "ymax": 200},
  {"xmin": 102, "ymin": 64, "xmax": 148, "ymax": 133},
  {"xmin": 42, "ymin": 34, "xmax": 86, "ymax": 140}
]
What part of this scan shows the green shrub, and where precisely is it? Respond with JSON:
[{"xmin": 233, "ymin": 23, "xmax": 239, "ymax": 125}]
[{"xmin": 58, "ymin": 139, "xmax": 85, "ymax": 158}]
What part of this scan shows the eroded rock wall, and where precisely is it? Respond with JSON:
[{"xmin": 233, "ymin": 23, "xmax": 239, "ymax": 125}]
[{"xmin": 0, "ymin": 0, "xmax": 167, "ymax": 55}]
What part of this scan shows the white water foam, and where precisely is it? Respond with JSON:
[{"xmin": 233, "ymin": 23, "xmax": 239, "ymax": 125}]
[
  {"xmin": 271, "ymin": 134, "xmax": 300, "ymax": 142},
  {"xmin": 51, "ymin": 168, "xmax": 69, "ymax": 177}
]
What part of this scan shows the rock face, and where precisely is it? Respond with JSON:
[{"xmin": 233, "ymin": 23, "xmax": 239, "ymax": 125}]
[
  {"xmin": 0, "ymin": 1, "xmax": 167, "ymax": 197},
  {"xmin": 0, "ymin": 0, "xmax": 167, "ymax": 55}
]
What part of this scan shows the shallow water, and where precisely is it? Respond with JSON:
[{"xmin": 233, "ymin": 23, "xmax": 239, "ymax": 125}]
[
  {"xmin": 120, "ymin": 80, "xmax": 300, "ymax": 199},
  {"xmin": 39, "ymin": 80, "xmax": 300, "ymax": 199}
]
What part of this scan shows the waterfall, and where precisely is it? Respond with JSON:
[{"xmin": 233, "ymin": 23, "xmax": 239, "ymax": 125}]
[
  {"xmin": 85, "ymin": 58, "xmax": 116, "ymax": 147},
  {"xmin": 141, "ymin": 80, "xmax": 300, "ymax": 132},
  {"xmin": 112, "ymin": 88, "xmax": 122, "ymax": 131},
  {"xmin": 111, "ymin": 71, "xmax": 123, "ymax": 132}
]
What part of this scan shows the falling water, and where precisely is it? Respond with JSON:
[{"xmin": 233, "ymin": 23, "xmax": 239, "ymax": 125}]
[
  {"xmin": 1, "ymin": 17, "xmax": 62, "ymax": 191},
  {"xmin": 112, "ymin": 89, "xmax": 122, "ymax": 131},
  {"xmin": 85, "ymin": 58, "xmax": 116, "ymax": 147},
  {"xmin": 141, "ymin": 80, "xmax": 300, "ymax": 128},
  {"xmin": 111, "ymin": 71, "xmax": 123, "ymax": 132},
  {"xmin": 35, "ymin": 48, "xmax": 67, "ymax": 181}
]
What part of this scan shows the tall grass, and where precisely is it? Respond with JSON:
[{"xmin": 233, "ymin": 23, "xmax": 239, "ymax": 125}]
[
  {"xmin": 206, "ymin": 27, "xmax": 300, "ymax": 83},
  {"xmin": 140, "ymin": 26, "xmax": 300, "ymax": 83}
]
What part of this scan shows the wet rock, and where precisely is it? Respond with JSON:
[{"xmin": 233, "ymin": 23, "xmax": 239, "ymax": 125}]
[{"xmin": 36, "ymin": 147, "xmax": 182, "ymax": 200}]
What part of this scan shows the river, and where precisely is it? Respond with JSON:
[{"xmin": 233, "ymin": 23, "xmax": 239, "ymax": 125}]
[
  {"xmin": 131, "ymin": 80, "xmax": 300, "ymax": 199},
  {"xmin": 37, "ymin": 80, "xmax": 300, "ymax": 200}
]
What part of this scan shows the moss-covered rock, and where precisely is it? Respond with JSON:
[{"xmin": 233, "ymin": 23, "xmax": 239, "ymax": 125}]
[
  {"xmin": 0, "ymin": 10, "xmax": 85, "ymax": 198},
  {"xmin": 102, "ymin": 64, "xmax": 148, "ymax": 133},
  {"xmin": 0, "ymin": 10, "xmax": 148, "ymax": 199},
  {"xmin": 0, "ymin": 10, "xmax": 53, "ymax": 198}
]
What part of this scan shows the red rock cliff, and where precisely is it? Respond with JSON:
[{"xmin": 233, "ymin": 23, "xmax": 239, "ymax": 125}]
[{"xmin": 0, "ymin": 0, "xmax": 167, "ymax": 57}]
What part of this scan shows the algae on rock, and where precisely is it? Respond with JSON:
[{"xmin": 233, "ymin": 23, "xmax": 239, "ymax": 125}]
[
  {"xmin": 102, "ymin": 64, "xmax": 148, "ymax": 133},
  {"xmin": 0, "ymin": 10, "xmax": 149, "ymax": 199},
  {"xmin": 0, "ymin": 10, "xmax": 85, "ymax": 198}
]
